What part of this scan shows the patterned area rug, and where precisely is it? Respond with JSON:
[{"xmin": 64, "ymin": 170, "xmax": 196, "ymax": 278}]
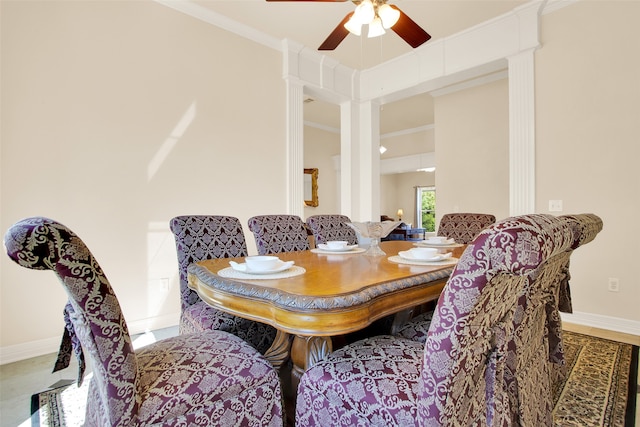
[
  {"xmin": 31, "ymin": 378, "xmax": 89, "ymax": 427},
  {"xmin": 29, "ymin": 332, "xmax": 638, "ymax": 426},
  {"xmin": 553, "ymin": 331, "xmax": 638, "ymax": 427}
]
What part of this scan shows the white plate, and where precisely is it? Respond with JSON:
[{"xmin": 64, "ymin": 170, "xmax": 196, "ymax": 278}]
[
  {"xmin": 317, "ymin": 244, "xmax": 359, "ymax": 253},
  {"xmin": 311, "ymin": 247, "xmax": 366, "ymax": 255},
  {"xmin": 229, "ymin": 260, "xmax": 295, "ymax": 275},
  {"xmin": 423, "ymin": 238, "xmax": 456, "ymax": 245},
  {"xmin": 398, "ymin": 251, "xmax": 453, "ymax": 262},
  {"xmin": 414, "ymin": 241, "xmax": 463, "ymax": 248},
  {"xmin": 388, "ymin": 255, "xmax": 458, "ymax": 267}
]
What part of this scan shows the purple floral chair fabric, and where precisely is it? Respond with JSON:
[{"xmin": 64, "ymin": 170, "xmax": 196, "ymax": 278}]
[
  {"xmin": 306, "ymin": 214, "xmax": 358, "ymax": 246},
  {"xmin": 5, "ymin": 217, "xmax": 283, "ymax": 427},
  {"xmin": 398, "ymin": 214, "xmax": 603, "ymax": 345},
  {"xmin": 436, "ymin": 212, "xmax": 496, "ymax": 244},
  {"xmin": 169, "ymin": 215, "xmax": 276, "ymax": 353},
  {"xmin": 556, "ymin": 214, "xmax": 603, "ymax": 313},
  {"xmin": 248, "ymin": 215, "xmax": 310, "ymax": 255},
  {"xmin": 295, "ymin": 214, "xmax": 601, "ymax": 426},
  {"xmin": 546, "ymin": 214, "xmax": 603, "ymax": 386}
]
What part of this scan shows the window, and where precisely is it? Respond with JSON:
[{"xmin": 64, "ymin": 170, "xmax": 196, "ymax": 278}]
[{"xmin": 416, "ymin": 186, "xmax": 436, "ymax": 232}]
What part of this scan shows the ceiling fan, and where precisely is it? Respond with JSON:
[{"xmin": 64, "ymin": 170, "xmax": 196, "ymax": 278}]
[{"xmin": 266, "ymin": 0, "xmax": 431, "ymax": 51}]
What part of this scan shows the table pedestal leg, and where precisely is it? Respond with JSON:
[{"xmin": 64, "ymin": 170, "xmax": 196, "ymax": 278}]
[
  {"xmin": 290, "ymin": 335, "xmax": 333, "ymax": 391},
  {"xmin": 263, "ymin": 329, "xmax": 292, "ymax": 371},
  {"xmin": 390, "ymin": 308, "xmax": 415, "ymax": 335}
]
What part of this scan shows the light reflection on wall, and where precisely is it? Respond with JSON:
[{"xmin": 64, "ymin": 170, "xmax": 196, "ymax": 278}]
[{"xmin": 147, "ymin": 101, "xmax": 196, "ymax": 181}]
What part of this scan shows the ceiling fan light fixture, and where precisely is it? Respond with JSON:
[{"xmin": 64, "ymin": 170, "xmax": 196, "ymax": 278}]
[
  {"xmin": 295, "ymin": 0, "xmax": 431, "ymax": 51},
  {"xmin": 368, "ymin": 17, "xmax": 386, "ymax": 38},
  {"xmin": 355, "ymin": 0, "xmax": 375, "ymax": 25},
  {"xmin": 378, "ymin": 4, "xmax": 400, "ymax": 29},
  {"xmin": 344, "ymin": 15, "xmax": 363, "ymax": 36}
]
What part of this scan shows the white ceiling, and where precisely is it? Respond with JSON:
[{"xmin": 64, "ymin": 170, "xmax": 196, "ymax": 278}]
[{"xmin": 187, "ymin": 0, "xmax": 526, "ymax": 130}]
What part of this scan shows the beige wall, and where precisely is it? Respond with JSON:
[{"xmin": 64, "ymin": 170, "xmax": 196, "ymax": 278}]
[
  {"xmin": 381, "ymin": 128, "xmax": 435, "ymax": 158},
  {"xmin": 432, "ymin": 0, "xmax": 640, "ymax": 325},
  {"xmin": 534, "ymin": 1, "xmax": 640, "ymax": 321},
  {"xmin": 1, "ymin": 1, "xmax": 287, "ymax": 352},
  {"xmin": 303, "ymin": 126, "xmax": 340, "ymax": 217},
  {"xmin": 434, "ymin": 78, "xmax": 510, "ymax": 223}
]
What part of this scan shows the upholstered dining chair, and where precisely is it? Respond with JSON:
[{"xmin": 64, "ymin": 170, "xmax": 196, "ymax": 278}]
[
  {"xmin": 396, "ymin": 214, "xmax": 602, "ymax": 346},
  {"xmin": 295, "ymin": 214, "xmax": 601, "ymax": 426},
  {"xmin": 436, "ymin": 212, "xmax": 496, "ymax": 244},
  {"xmin": 556, "ymin": 214, "xmax": 604, "ymax": 313},
  {"xmin": 4, "ymin": 217, "xmax": 283, "ymax": 427},
  {"xmin": 169, "ymin": 215, "xmax": 276, "ymax": 353},
  {"xmin": 248, "ymin": 214, "xmax": 310, "ymax": 255},
  {"xmin": 305, "ymin": 214, "xmax": 358, "ymax": 246}
]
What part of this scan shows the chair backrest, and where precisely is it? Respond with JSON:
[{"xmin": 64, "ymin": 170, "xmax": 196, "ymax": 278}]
[
  {"xmin": 306, "ymin": 214, "xmax": 358, "ymax": 246},
  {"xmin": 4, "ymin": 217, "xmax": 139, "ymax": 426},
  {"xmin": 247, "ymin": 215, "xmax": 310, "ymax": 255},
  {"xmin": 169, "ymin": 215, "xmax": 248, "ymax": 310},
  {"xmin": 436, "ymin": 213, "xmax": 496, "ymax": 244},
  {"xmin": 548, "ymin": 214, "xmax": 603, "ymax": 363},
  {"xmin": 418, "ymin": 214, "xmax": 601, "ymax": 426}
]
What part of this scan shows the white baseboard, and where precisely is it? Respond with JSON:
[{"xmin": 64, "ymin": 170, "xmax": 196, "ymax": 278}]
[
  {"xmin": 126, "ymin": 312, "xmax": 180, "ymax": 336},
  {"xmin": 0, "ymin": 312, "xmax": 180, "ymax": 366},
  {"xmin": 561, "ymin": 311, "xmax": 640, "ymax": 337},
  {"xmin": 0, "ymin": 336, "xmax": 63, "ymax": 366}
]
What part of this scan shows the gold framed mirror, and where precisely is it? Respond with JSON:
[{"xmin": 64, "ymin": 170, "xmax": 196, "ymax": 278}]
[{"xmin": 304, "ymin": 168, "xmax": 318, "ymax": 207}]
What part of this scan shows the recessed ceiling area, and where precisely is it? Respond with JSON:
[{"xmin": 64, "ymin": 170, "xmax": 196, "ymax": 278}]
[
  {"xmin": 181, "ymin": 1, "xmax": 524, "ymax": 132},
  {"xmin": 192, "ymin": 1, "xmax": 527, "ymax": 70},
  {"xmin": 304, "ymin": 92, "xmax": 434, "ymax": 134}
]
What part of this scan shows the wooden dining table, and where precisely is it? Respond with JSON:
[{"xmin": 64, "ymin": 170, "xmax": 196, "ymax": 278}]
[{"xmin": 187, "ymin": 240, "xmax": 463, "ymax": 387}]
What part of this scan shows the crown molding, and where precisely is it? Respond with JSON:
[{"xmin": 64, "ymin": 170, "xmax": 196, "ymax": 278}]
[
  {"xmin": 304, "ymin": 120, "xmax": 339, "ymax": 134},
  {"xmin": 381, "ymin": 124, "xmax": 434, "ymax": 140},
  {"xmin": 154, "ymin": 0, "xmax": 281, "ymax": 51},
  {"xmin": 380, "ymin": 152, "xmax": 436, "ymax": 175},
  {"xmin": 430, "ymin": 70, "xmax": 508, "ymax": 97},
  {"xmin": 332, "ymin": 152, "xmax": 435, "ymax": 175},
  {"xmin": 304, "ymin": 121, "xmax": 434, "ymax": 139},
  {"xmin": 542, "ymin": 0, "xmax": 580, "ymax": 15}
]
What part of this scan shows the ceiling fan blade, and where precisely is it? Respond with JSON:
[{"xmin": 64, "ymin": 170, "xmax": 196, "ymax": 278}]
[
  {"xmin": 390, "ymin": 5, "xmax": 431, "ymax": 48},
  {"xmin": 318, "ymin": 12, "xmax": 353, "ymax": 50}
]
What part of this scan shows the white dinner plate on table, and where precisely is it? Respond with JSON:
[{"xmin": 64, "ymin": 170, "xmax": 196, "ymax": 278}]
[
  {"xmin": 398, "ymin": 251, "xmax": 453, "ymax": 263},
  {"xmin": 414, "ymin": 241, "xmax": 463, "ymax": 249},
  {"xmin": 421, "ymin": 238, "xmax": 456, "ymax": 246},
  {"xmin": 229, "ymin": 260, "xmax": 295, "ymax": 275},
  {"xmin": 317, "ymin": 244, "xmax": 360, "ymax": 253},
  {"xmin": 389, "ymin": 254, "xmax": 458, "ymax": 266}
]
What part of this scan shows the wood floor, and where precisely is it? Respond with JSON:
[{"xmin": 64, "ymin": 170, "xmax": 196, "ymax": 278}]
[
  {"xmin": 0, "ymin": 323, "xmax": 637, "ymax": 426},
  {"xmin": 563, "ymin": 322, "xmax": 640, "ymax": 347}
]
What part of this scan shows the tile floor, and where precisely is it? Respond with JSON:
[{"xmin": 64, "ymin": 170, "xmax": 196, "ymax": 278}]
[{"xmin": 0, "ymin": 325, "xmax": 637, "ymax": 426}]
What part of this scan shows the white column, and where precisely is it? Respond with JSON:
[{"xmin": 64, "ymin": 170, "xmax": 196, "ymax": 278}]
[
  {"xmin": 339, "ymin": 101, "xmax": 353, "ymax": 218},
  {"xmin": 358, "ymin": 100, "xmax": 381, "ymax": 221},
  {"xmin": 340, "ymin": 100, "xmax": 380, "ymax": 221},
  {"xmin": 286, "ymin": 79, "xmax": 305, "ymax": 217},
  {"xmin": 508, "ymin": 49, "xmax": 536, "ymax": 216}
]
